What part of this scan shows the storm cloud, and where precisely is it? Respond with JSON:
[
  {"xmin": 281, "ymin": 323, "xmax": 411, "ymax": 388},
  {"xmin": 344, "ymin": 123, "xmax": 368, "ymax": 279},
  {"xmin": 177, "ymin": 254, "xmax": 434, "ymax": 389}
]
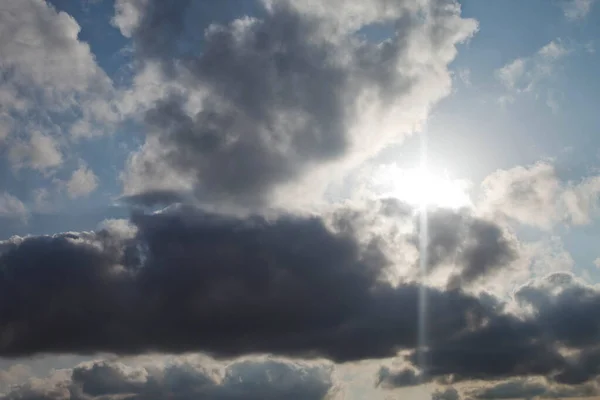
[
  {"xmin": 0, "ymin": 202, "xmax": 514, "ymax": 362},
  {"xmin": 3, "ymin": 203, "xmax": 600, "ymax": 387}
]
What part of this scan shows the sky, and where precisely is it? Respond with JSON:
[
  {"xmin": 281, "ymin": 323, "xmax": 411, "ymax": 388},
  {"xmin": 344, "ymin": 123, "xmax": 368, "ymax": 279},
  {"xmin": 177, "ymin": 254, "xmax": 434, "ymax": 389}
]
[{"xmin": 1, "ymin": 0, "xmax": 600, "ymax": 399}]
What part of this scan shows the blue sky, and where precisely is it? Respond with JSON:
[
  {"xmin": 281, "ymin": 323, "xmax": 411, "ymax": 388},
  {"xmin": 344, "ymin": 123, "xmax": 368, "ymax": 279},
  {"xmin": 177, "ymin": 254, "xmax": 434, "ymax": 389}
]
[{"xmin": 1, "ymin": 0, "xmax": 600, "ymax": 399}]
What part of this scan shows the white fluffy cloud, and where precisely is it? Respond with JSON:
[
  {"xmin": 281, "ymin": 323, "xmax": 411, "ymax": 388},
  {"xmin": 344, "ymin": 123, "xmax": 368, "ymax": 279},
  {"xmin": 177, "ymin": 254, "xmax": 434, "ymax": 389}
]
[
  {"xmin": 479, "ymin": 161, "xmax": 600, "ymax": 229},
  {"xmin": 8, "ymin": 131, "xmax": 63, "ymax": 172},
  {"xmin": 0, "ymin": 0, "xmax": 107, "ymax": 96},
  {"xmin": 66, "ymin": 164, "xmax": 99, "ymax": 199},
  {"xmin": 0, "ymin": 0, "xmax": 117, "ymax": 178}
]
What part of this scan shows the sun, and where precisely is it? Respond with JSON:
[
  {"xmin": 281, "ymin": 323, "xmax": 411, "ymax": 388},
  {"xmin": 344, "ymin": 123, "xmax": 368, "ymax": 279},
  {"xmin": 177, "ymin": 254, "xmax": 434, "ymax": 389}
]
[{"xmin": 371, "ymin": 163, "xmax": 472, "ymax": 210}]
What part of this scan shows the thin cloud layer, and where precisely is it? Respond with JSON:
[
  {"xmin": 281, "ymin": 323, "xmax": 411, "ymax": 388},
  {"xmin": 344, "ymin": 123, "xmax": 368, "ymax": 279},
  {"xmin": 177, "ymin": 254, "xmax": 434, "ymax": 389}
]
[
  {"xmin": 468, "ymin": 377, "xmax": 598, "ymax": 399},
  {"xmin": 563, "ymin": 0, "xmax": 596, "ymax": 20},
  {"xmin": 118, "ymin": 0, "xmax": 477, "ymax": 208},
  {"xmin": 496, "ymin": 40, "xmax": 570, "ymax": 109}
]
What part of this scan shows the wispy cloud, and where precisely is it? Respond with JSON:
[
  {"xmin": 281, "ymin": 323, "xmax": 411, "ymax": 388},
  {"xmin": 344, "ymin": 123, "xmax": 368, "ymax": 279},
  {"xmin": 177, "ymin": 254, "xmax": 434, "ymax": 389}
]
[
  {"xmin": 563, "ymin": 0, "xmax": 596, "ymax": 20},
  {"xmin": 496, "ymin": 40, "xmax": 570, "ymax": 108},
  {"xmin": 0, "ymin": 192, "xmax": 27, "ymax": 220}
]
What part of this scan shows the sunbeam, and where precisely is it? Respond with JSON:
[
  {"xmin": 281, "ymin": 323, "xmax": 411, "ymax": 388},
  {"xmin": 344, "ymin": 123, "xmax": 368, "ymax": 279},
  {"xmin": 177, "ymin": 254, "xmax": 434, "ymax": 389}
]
[{"xmin": 417, "ymin": 131, "xmax": 429, "ymax": 385}]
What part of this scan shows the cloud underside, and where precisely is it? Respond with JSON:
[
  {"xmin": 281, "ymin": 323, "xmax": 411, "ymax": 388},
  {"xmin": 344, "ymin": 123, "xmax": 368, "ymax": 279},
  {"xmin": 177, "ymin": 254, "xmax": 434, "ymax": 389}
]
[{"xmin": 0, "ymin": 202, "xmax": 600, "ymax": 393}]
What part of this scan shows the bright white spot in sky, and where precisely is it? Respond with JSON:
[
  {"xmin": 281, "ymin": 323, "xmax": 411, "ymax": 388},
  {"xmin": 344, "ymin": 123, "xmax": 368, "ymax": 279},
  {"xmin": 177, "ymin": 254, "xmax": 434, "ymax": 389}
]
[{"xmin": 371, "ymin": 163, "xmax": 472, "ymax": 210}]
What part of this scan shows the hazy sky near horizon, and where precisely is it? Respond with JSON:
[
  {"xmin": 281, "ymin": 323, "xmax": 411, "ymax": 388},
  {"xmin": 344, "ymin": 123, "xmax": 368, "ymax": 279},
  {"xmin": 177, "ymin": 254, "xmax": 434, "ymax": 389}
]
[{"xmin": 1, "ymin": 0, "xmax": 600, "ymax": 399}]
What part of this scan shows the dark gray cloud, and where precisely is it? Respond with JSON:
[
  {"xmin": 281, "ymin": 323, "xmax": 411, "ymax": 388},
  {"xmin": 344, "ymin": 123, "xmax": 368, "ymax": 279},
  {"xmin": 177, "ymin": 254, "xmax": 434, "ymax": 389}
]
[
  {"xmin": 118, "ymin": 0, "xmax": 477, "ymax": 207},
  {"xmin": 404, "ymin": 273, "xmax": 600, "ymax": 386},
  {"xmin": 376, "ymin": 366, "xmax": 422, "ymax": 388},
  {"xmin": 2, "ymin": 358, "xmax": 333, "ymax": 400},
  {"xmin": 3, "ymin": 204, "xmax": 600, "ymax": 387},
  {"xmin": 0, "ymin": 202, "xmax": 507, "ymax": 362},
  {"xmin": 416, "ymin": 208, "xmax": 518, "ymax": 288},
  {"xmin": 432, "ymin": 387, "xmax": 460, "ymax": 400}
]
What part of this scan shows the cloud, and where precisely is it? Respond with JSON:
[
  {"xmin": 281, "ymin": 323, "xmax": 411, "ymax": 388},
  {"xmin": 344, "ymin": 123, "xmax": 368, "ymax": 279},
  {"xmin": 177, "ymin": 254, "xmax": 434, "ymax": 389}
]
[
  {"xmin": 420, "ymin": 208, "xmax": 518, "ymax": 289},
  {"xmin": 432, "ymin": 387, "xmax": 460, "ymax": 400},
  {"xmin": 0, "ymin": 192, "xmax": 27, "ymax": 219},
  {"xmin": 0, "ymin": 0, "xmax": 118, "ymax": 178},
  {"xmin": 496, "ymin": 40, "xmax": 570, "ymax": 108},
  {"xmin": 2, "ymin": 357, "xmax": 334, "ymax": 400},
  {"xmin": 3, "ymin": 204, "xmax": 600, "ymax": 386},
  {"xmin": 0, "ymin": 0, "xmax": 109, "ymax": 97},
  {"xmin": 0, "ymin": 364, "xmax": 32, "ymax": 391},
  {"xmin": 97, "ymin": 218, "xmax": 138, "ymax": 240},
  {"xmin": 471, "ymin": 379, "xmax": 548, "ymax": 399},
  {"xmin": 0, "ymin": 202, "xmax": 515, "ymax": 363},
  {"xmin": 412, "ymin": 272, "xmax": 600, "ymax": 385},
  {"xmin": 563, "ymin": 0, "xmax": 596, "ymax": 20},
  {"xmin": 66, "ymin": 164, "xmax": 99, "ymax": 199},
  {"xmin": 468, "ymin": 377, "xmax": 598, "ymax": 399},
  {"xmin": 479, "ymin": 161, "xmax": 600, "ymax": 229},
  {"xmin": 377, "ymin": 366, "xmax": 422, "ymax": 388},
  {"xmin": 456, "ymin": 68, "xmax": 472, "ymax": 87},
  {"xmin": 8, "ymin": 131, "xmax": 63, "ymax": 172},
  {"xmin": 117, "ymin": 0, "xmax": 477, "ymax": 209},
  {"xmin": 32, "ymin": 188, "xmax": 53, "ymax": 213}
]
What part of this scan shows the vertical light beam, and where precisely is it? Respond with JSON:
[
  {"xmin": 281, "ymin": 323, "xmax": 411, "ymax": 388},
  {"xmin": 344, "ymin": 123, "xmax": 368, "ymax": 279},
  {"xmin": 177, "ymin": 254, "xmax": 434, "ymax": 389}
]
[{"xmin": 417, "ymin": 129, "xmax": 428, "ymax": 384}]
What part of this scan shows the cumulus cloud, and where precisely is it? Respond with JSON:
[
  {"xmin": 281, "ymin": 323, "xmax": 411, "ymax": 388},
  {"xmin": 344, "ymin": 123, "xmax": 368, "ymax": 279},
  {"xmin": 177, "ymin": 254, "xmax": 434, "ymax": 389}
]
[
  {"xmin": 0, "ymin": 0, "xmax": 118, "ymax": 178},
  {"xmin": 5, "ymin": 1, "xmax": 600, "ymax": 395},
  {"xmin": 411, "ymin": 272, "xmax": 600, "ymax": 386},
  {"xmin": 2, "ymin": 357, "xmax": 334, "ymax": 400},
  {"xmin": 8, "ymin": 131, "xmax": 63, "ymax": 172},
  {"xmin": 0, "ymin": 0, "xmax": 109, "ymax": 97},
  {"xmin": 0, "ymin": 201, "xmax": 518, "ymax": 363},
  {"xmin": 0, "ymin": 364, "xmax": 32, "ymax": 391},
  {"xmin": 3, "ymin": 203, "xmax": 600, "ymax": 387},
  {"xmin": 479, "ymin": 161, "xmax": 600, "ymax": 229},
  {"xmin": 117, "ymin": 0, "xmax": 477, "ymax": 209},
  {"xmin": 66, "ymin": 164, "xmax": 99, "ymax": 199}
]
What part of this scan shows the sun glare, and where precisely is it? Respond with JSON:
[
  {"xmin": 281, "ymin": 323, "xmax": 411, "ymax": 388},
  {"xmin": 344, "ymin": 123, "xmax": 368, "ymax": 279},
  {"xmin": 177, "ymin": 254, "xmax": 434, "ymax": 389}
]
[{"xmin": 371, "ymin": 163, "xmax": 471, "ymax": 210}]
